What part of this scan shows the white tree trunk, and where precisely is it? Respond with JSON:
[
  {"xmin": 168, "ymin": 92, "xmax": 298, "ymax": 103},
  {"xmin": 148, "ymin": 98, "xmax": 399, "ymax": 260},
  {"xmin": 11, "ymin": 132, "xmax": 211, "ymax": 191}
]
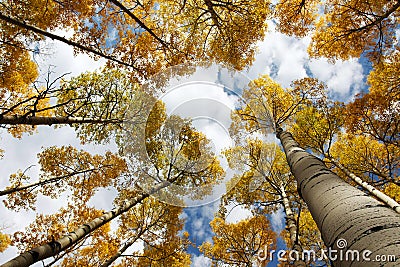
[
  {"xmin": 277, "ymin": 129, "xmax": 400, "ymax": 267},
  {"xmin": 326, "ymin": 156, "xmax": 400, "ymax": 214}
]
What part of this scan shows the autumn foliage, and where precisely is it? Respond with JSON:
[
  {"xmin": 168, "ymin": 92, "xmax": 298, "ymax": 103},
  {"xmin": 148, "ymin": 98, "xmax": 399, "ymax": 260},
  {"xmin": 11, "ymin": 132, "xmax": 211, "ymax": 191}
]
[{"xmin": 1, "ymin": 0, "xmax": 400, "ymax": 266}]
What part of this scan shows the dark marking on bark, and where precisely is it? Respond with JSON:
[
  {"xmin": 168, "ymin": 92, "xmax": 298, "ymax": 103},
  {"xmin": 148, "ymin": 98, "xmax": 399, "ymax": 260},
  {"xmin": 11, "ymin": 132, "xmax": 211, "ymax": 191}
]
[
  {"xmin": 28, "ymin": 251, "xmax": 39, "ymax": 262},
  {"xmin": 352, "ymin": 204, "xmax": 387, "ymax": 211},
  {"xmin": 83, "ymin": 224, "xmax": 91, "ymax": 233},
  {"xmin": 360, "ymin": 224, "xmax": 400, "ymax": 237},
  {"xmin": 318, "ymin": 193, "xmax": 369, "ymax": 235},
  {"xmin": 327, "ymin": 212, "xmax": 400, "ymax": 248},
  {"xmin": 298, "ymin": 169, "xmax": 332, "ymax": 195},
  {"xmin": 48, "ymin": 241, "xmax": 61, "ymax": 252}
]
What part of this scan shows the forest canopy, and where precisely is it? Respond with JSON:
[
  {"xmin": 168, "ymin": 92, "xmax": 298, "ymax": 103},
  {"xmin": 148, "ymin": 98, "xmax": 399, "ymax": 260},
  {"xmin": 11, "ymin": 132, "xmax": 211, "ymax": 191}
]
[{"xmin": 0, "ymin": 0, "xmax": 399, "ymax": 267}]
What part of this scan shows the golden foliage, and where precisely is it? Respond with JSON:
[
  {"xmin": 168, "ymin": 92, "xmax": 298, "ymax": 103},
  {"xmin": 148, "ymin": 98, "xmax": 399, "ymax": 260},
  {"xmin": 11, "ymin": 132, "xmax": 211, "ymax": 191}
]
[
  {"xmin": 112, "ymin": 196, "xmax": 191, "ymax": 266},
  {"xmin": 309, "ymin": 0, "xmax": 400, "ymax": 61},
  {"xmin": 292, "ymin": 100, "xmax": 345, "ymax": 154},
  {"xmin": 159, "ymin": 0, "xmax": 271, "ymax": 70},
  {"xmin": 239, "ymin": 75, "xmax": 324, "ymax": 131},
  {"xmin": 57, "ymin": 68, "xmax": 140, "ymax": 144},
  {"xmin": 200, "ymin": 216, "xmax": 277, "ymax": 266},
  {"xmin": 330, "ymin": 133, "xmax": 399, "ymax": 185},
  {"xmin": 345, "ymin": 49, "xmax": 400, "ymax": 147},
  {"xmin": 383, "ymin": 183, "xmax": 400, "ymax": 202},
  {"xmin": 3, "ymin": 147, "xmax": 127, "ymax": 211},
  {"xmin": 128, "ymin": 101, "xmax": 225, "ymax": 202},
  {"xmin": 274, "ymin": 0, "xmax": 320, "ymax": 37},
  {"xmin": 12, "ymin": 202, "xmax": 120, "ymax": 267},
  {"xmin": 224, "ymin": 139, "xmax": 296, "ymax": 213},
  {"xmin": 0, "ymin": 230, "xmax": 11, "ymax": 253}
]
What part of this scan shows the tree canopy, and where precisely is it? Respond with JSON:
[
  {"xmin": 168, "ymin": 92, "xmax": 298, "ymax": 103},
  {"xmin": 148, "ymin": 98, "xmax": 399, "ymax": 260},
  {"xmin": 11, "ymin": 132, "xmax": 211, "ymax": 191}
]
[{"xmin": 0, "ymin": 0, "xmax": 399, "ymax": 266}]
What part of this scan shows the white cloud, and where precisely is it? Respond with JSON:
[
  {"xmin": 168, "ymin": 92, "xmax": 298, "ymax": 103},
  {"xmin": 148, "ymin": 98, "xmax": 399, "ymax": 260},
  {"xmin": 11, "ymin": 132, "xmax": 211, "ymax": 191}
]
[
  {"xmin": 247, "ymin": 21, "xmax": 365, "ymax": 101},
  {"xmin": 225, "ymin": 202, "xmax": 252, "ymax": 224},
  {"xmin": 34, "ymin": 29, "xmax": 106, "ymax": 84},
  {"xmin": 270, "ymin": 207, "xmax": 285, "ymax": 233},
  {"xmin": 199, "ymin": 201, "xmax": 220, "ymax": 220},
  {"xmin": 309, "ymin": 58, "xmax": 364, "ymax": 98},
  {"xmin": 183, "ymin": 201, "xmax": 220, "ymax": 243},
  {"xmin": 124, "ymin": 239, "xmax": 144, "ymax": 255},
  {"xmin": 87, "ymin": 187, "xmax": 118, "ymax": 210},
  {"xmin": 1, "ymin": 15, "xmax": 369, "ymax": 266},
  {"xmin": 248, "ymin": 23, "xmax": 309, "ymax": 87},
  {"xmin": 395, "ymin": 29, "xmax": 400, "ymax": 46},
  {"xmin": 192, "ymin": 254, "xmax": 212, "ymax": 267}
]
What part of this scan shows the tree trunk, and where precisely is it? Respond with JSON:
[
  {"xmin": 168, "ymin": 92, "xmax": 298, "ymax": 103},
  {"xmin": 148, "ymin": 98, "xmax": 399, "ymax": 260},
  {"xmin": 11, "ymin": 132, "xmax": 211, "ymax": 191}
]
[
  {"xmin": 0, "ymin": 115, "xmax": 121, "ymax": 126},
  {"xmin": 280, "ymin": 184, "xmax": 306, "ymax": 267},
  {"xmin": 0, "ymin": 181, "xmax": 169, "ymax": 267},
  {"xmin": 0, "ymin": 169, "xmax": 96, "ymax": 196},
  {"xmin": 100, "ymin": 237, "xmax": 138, "ymax": 267},
  {"xmin": 276, "ymin": 129, "xmax": 400, "ymax": 267},
  {"xmin": 325, "ymin": 155, "xmax": 400, "ymax": 214}
]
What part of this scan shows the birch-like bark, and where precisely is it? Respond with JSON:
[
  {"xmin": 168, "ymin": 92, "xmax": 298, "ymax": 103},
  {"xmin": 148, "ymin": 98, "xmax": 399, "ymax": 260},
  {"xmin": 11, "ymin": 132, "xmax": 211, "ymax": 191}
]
[
  {"xmin": 280, "ymin": 184, "xmax": 306, "ymax": 267},
  {"xmin": 0, "ymin": 115, "xmax": 121, "ymax": 126},
  {"xmin": 0, "ymin": 169, "xmax": 96, "ymax": 196},
  {"xmin": 325, "ymin": 155, "xmax": 400, "ymax": 214},
  {"xmin": 276, "ymin": 129, "xmax": 400, "ymax": 267},
  {"xmin": 0, "ymin": 181, "xmax": 169, "ymax": 267}
]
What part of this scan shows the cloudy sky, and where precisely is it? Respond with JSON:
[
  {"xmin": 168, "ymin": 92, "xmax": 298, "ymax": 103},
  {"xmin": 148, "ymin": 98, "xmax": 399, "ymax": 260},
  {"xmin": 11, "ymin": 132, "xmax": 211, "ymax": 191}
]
[{"xmin": 0, "ymin": 19, "xmax": 366, "ymax": 266}]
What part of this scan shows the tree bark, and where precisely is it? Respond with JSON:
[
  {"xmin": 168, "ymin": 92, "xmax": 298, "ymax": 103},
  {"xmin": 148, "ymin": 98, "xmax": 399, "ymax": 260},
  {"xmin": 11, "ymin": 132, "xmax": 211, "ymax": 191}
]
[
  {"xmin": 0, "ymin": 115, "xmax": 121, "ymax": 126},
  {"xmin": 0, "ymin": 169, "xmax": 96, "ymax": 196},
  {"xmin": 325, "ymin": 155, "xmax": 400, "ymax": 214},
  {"xmin": 280, "ymin": 184, "xmax": 306, "ymax": 267},
  {"xmin": 0, "ymin": 181, "xmax": 169, "ymax": 267},
  {"xmin": 276, "ymin": 128, "xmax": 400, "ymax": 267}
]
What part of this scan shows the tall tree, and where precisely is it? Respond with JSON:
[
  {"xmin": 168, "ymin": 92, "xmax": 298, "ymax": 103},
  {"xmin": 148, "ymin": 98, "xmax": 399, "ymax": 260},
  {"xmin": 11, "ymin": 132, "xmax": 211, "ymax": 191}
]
[
  {"xmin": 276, "ymin": 128, "xmax": 400, "ymax": 266},
  {"xmin": 12, "ymin": 199, "xmax": 121, "ymax": 267},
  {"xmin": 290, "ymin": 86, "xmax": 400, "ymax": 213},
  {"xmin": 0, "ymin": 100, "xmax": 222, "ymax": 266},
  {"xmin": 223, "ymin": 139, "xmax": 326, "ymax": 266},
  {"xmin": 237, "ymin": 75, "xmax": 400, "ymax": 266}
]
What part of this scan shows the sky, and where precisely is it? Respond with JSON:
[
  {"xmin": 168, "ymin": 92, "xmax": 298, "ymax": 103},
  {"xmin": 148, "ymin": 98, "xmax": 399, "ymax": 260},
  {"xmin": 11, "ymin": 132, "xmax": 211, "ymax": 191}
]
[{"xmin": 0, "ymin": 19, "xmax": 367, "ymax": 266}]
